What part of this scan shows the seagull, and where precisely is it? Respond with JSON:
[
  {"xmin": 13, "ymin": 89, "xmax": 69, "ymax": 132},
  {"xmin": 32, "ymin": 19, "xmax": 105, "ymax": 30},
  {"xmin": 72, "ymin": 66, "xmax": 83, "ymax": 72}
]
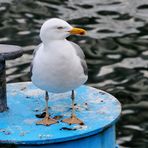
[{"xmin": 31, "ymin": 18, "xmax": 88, "ymax": 126}]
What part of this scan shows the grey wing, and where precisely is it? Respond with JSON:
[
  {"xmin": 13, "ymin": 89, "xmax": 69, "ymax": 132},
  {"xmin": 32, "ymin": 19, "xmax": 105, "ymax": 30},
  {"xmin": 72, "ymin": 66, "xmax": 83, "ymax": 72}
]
[
  {"xmin": 30, "ymin": 44, "xmax": 41, "ymax": 77},
  {"xmin": 70, "ymin": 41, "xmax": 88, "ymax": 75}
]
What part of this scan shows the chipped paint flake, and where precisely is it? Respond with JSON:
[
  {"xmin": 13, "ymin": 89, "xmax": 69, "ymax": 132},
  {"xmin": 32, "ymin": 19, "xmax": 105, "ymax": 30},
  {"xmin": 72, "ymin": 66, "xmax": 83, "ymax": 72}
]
[
  {"xmin": 23, "ymin": 119, "xmax": 37, "ymax": 124},
  {"xmin": 22, "ymin": 89, "xmax": 44, "ymax": 97}
]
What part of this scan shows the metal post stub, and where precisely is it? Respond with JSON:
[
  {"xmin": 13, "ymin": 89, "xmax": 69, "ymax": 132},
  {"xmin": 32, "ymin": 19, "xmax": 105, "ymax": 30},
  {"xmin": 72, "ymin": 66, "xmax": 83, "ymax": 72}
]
[
  {"xmin": 0, "ymin": 82, "xmax": 121, "ymax": 148},
  {"xmin": 0, "ymin": 44, "xmax": 23, "ymax": 112},
  {"xmin": 0, "ymin": 60, "xmax": 7, "ymax": 112}
]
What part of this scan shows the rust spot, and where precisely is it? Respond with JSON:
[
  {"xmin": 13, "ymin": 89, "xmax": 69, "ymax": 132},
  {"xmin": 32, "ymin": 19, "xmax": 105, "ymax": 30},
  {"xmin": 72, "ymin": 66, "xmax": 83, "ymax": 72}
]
[
  {"xmin": 0, "ymin": 129, "xmax": 11, "ymax": 135},
  {"xmin": 34, "ymin": 108, "xmax": 39, "ymax": 112},
  {"xmin": 4, "ymin": 131, "xmax": 11, "ymax": 135},
  {"xmin": 20, "ymin": 87, "xmax": 26, "ymax": 91},
  {"xmin": 60, "ymin": 127, "xmax": 77, "ymax": 131},
  {"xmin": 53, "ymin": 115, "xmax": 63, "ymax": 120},
  {"xmin": 26, "ymin": 96, "xmax": 30, "ymax": 99},
  {"xmin": 36, "ymin": 112, "xmax": 46, "ymax": 118},
  {"xmin": 99, "ymin": 92, "xmax": 105, "ymax": 95},
  {"xmin": 80, "ymin": 122, "xmax": 85, "ymax": 125}
]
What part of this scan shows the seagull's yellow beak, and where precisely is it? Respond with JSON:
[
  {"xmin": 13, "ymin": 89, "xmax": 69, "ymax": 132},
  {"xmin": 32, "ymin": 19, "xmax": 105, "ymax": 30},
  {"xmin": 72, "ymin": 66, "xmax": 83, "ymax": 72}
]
[{"xmin": 69, "ymin": 27, "xmax": 86, "ymax": 35}]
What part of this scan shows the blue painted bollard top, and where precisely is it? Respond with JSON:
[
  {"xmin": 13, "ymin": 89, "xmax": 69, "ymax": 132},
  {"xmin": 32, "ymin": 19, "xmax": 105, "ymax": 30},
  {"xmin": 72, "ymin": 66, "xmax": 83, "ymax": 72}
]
[{"xmin": 0, "ymin": 82, "xmax": 121, "ymax": 148}]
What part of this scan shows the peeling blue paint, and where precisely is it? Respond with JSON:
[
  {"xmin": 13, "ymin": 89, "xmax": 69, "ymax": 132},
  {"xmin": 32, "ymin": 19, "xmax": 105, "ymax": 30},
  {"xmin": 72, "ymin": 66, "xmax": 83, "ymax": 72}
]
[{"xmin": 0, "ymin": 82, "xmax": 121, "ymax": 147}]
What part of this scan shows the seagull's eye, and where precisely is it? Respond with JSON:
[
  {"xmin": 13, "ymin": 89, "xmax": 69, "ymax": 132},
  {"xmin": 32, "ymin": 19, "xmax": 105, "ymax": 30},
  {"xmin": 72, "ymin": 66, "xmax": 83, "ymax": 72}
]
[{"xmin": 57, "ymin": 26, "xmax": 64, "ymax": 30}]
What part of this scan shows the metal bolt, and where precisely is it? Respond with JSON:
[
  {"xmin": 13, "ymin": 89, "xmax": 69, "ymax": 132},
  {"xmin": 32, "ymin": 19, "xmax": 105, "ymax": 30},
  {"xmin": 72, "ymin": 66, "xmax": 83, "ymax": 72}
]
[{"xmin": 0, "ymin": 44, "xmax": 23, "ymax": 112}]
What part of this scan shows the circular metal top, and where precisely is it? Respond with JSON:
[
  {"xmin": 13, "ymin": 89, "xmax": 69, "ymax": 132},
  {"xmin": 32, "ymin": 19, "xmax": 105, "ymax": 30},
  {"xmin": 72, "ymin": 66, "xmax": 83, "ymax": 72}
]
[
  {"xmin": 0, "ymin": 82, "xmax": 121, "ymax": 145},
  {"xmin": 0, "ymin": 44, "xmax": 23, "ymax": 60}
]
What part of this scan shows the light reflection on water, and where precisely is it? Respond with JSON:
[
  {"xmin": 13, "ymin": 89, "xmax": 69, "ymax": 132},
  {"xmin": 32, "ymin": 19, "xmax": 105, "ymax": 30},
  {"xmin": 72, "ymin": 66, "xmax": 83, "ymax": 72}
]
[{"xmin": 0, "ymin": 0, "xmax": 148, "ymax": 147}]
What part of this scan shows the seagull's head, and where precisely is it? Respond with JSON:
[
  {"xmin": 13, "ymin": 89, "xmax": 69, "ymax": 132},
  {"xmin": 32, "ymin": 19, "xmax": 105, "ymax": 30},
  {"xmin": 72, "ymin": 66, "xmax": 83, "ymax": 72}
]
[{"xmin": 40, "ymin": 18, "xmax": 86, "ymax": 42}]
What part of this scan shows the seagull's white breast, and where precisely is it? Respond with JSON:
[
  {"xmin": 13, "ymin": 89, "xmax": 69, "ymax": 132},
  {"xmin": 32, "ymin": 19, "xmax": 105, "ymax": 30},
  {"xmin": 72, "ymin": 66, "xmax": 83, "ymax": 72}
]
[{"xmin": 31, "ymin": 40, "xmax": 87, "ymax": 93}]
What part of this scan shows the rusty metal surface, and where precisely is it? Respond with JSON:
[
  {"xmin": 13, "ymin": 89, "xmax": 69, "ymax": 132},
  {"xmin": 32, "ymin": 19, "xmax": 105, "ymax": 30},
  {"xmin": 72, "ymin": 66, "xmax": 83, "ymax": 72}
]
[{"xmin": 0, "ymin": 82, "xmax": 121, "ymax": 145}]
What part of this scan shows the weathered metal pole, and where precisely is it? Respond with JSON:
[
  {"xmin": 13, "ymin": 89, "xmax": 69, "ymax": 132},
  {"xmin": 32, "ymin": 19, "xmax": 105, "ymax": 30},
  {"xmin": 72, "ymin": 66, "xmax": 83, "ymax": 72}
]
[
  {"xmin": 0, "ymin": 60, "xmax": 7, "ymax": 112},
  {"xmin": 0, "ymin": 44, "xmax": 23, "ymax": 112}
]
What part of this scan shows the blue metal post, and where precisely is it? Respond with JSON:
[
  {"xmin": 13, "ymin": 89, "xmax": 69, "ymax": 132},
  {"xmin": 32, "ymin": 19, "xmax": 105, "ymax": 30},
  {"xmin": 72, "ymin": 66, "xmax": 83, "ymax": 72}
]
[{"xmin": 0, "ymin": 82, "xmax": 121, "ymax": 148}]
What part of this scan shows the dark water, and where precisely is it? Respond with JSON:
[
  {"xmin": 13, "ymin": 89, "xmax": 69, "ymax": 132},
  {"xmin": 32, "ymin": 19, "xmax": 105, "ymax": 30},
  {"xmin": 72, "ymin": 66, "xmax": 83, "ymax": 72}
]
[{"xmin": 0, "ymin": 0, "xmax": 148, "ymax": 147}]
